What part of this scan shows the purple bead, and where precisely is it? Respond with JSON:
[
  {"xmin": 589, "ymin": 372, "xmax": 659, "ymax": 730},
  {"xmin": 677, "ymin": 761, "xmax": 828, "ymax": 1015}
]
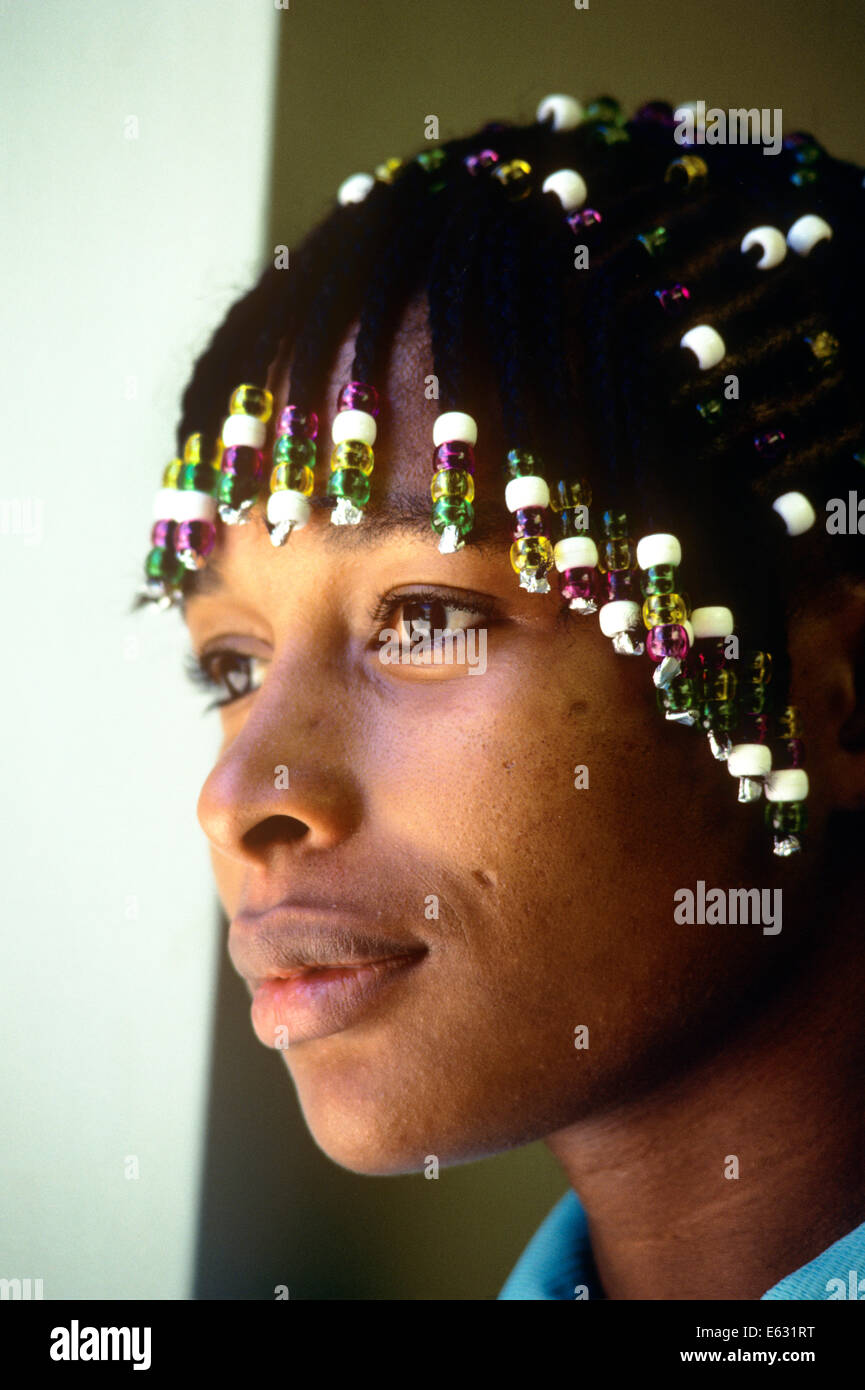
[
  {"xmin": 151, "ymin": 518, "xmax": 175, "ymax": 548},
  {"xmin": 654, "ymin": 283, "xmax": 691, "ymax": 314},
  {"xmin": 604, "ymin": 568, "xmax": 635, "ymax": 602},
  {"xmin": 567, "ymin": 208, "xmax": 603, "ymax": 233},
  {"xmin": 337, "ymin": 381, "xmax": 379, "ymax": 416},
  {"xmin": 277, "ymin": 405, "xmax": 318, "ymax": 439},
  {"xmin": 175, "ymin": 519, "xmax": 216, "ymax": 558},
  {"xmin": 635, "ymin": 101, "xmax": 676, "ymax": 127},
  {"xmin": 465, "ymin": 148, "xmax": 499, "ymax": 176},
  {"xmin": 513, "ymin": 507, "xmax": 547, "ymax": 538},
  {"xmin": 221, "ymin": 445, "xmax": 264, "ymax": 481},
  {"xmin": 742, "ymin": 712, "xmax": 771, "ymax": 743},
  {"xmin": 560, "ymin": 566, "xmax": 597, "ymax": 605},
  {"xmin": 754, "ymin": 429, "xmax": 786, "ymax": 459},
  {"xmin": 434, "ymin": 441, "xmax": 475, "ymax": 472},
  {"xmin": 783, "ymin": 737, "xmax": 805, "ymax": 768},
  {"xmin": 646, "ymin": 622, "xmax": 689, "ymax": 662}
]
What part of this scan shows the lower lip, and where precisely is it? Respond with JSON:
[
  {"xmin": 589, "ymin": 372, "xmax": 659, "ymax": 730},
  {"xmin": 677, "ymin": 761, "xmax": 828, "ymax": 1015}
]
[{"xmin": 250, "ymin": 954, "xmax": 426, "ymax": 1046}]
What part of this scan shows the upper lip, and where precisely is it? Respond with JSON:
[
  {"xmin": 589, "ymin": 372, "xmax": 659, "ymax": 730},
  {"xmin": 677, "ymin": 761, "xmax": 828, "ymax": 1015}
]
[{"xmin": 229, "ymin": 899, "xmax": 428, "ymax": 989}]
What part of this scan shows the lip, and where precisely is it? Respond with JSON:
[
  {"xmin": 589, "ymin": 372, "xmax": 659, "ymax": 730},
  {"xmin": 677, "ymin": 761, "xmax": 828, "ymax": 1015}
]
[{"xmin": 229, "ymin": 902, "xmax": 429, "ymax": 1046}]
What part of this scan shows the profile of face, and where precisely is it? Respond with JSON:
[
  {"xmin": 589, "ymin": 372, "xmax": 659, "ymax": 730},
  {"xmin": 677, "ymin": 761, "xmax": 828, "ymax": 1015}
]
[{"xmin": 186, "ymin": 293, "xmax": 854, "ymax": 1177}]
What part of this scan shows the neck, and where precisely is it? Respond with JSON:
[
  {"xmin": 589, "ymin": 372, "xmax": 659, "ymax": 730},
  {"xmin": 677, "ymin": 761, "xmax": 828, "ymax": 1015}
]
[{"xmin": 545, "ymin": 864, "xmax": 865, "ymax": 1300}]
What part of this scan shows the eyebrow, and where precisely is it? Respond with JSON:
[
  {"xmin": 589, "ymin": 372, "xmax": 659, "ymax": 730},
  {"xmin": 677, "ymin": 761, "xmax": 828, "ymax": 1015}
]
[{"xmin": 181, "ymin": 488, "xmax": 514, "ymax": 602}]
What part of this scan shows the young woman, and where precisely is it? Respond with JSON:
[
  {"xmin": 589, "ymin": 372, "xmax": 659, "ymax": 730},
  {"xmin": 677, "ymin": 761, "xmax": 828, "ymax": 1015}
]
[{"xmin": 136, "ymin": 94, "xmax": 865, "ymax": 1300}]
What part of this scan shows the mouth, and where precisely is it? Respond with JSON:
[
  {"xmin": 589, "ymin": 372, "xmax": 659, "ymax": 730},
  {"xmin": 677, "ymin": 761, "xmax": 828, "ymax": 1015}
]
[{"xmin": 229, "ymin": 904, "xmax": 429, "ymax": 1047}]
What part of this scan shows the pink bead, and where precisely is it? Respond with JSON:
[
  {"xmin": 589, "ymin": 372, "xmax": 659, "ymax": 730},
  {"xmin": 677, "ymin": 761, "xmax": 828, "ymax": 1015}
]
[
  {"xmin": 337, "ymin": 381, "xmax": 379, "ymax": 415},
  {"xmin": 646, "ymin": 623, "xmax": 689, "ymax": 661},
  {"xmin": 742, "ymin": 712, "xmax": 770, "ymax": 743},
  {"xmin": 277, "ymin": 405, "xmax": 318, "ymax": 439},
  {"xmin": 566, "ymin": 208, "xmax": 602, "ymax": 233},
  {"xmin": 151, "ymin": 519, "xmax": 175, "ymax": 548},
  {"xmin": 560, "ymin": 566, "xmax": 597, "ymax": 605},
  {"xmin": 465, "ymin": 149, "xmax": 500, "ymax": 175},
  {"xmin": 175, "ymin": 519, "xmax": 216, "ymax": 558},
  {"xmin": 221, "ymin": 445, "xmax": 264, "ymax": 479},
  {"xmin": 434, "ymin": 441, "xmax": 475, "ymax": 473},
  {"xmin": 784, "ymin": 737, "xmax": 805, "ymax": 767},
  {"xmin": 604, "ymin": 569, "xmax": 636, "ymax": 602}
]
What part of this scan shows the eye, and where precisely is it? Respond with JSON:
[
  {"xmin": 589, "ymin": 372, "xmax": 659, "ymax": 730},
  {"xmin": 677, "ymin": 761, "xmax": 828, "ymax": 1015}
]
[
  {"xmin": 184, "ymin": 648, "xmax": 268, "ymax": 710},
  {"xmin": 369, "ymin": 587, "xmax": 495, "ymax": 672}
]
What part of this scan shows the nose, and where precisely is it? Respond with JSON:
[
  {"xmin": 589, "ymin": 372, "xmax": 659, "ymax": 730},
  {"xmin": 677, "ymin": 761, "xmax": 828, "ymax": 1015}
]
[{"xmin": 196, "ymin": 656, "xmax": 364, "ymax": 871}]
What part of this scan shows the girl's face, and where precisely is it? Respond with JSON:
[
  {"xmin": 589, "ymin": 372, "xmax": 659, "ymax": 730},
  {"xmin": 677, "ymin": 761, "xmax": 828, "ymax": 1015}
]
[{"xmin": 186, "ymin": 296, "xmax": 819, "ymax": 1175}]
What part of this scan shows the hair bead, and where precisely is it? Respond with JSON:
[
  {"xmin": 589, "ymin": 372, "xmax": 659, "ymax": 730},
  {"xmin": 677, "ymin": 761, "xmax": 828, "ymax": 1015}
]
[
  {"xmin": 680, "ymin": 324, "xmax": 726, "ymax": 370},
  {"xmin": 536, "ymin": 94, "xmax": 584, "ymax": 130},
  {"xmin": 337, "ymin": 172, "xmax": 375, "ymax": 205},
  {"xmin": 542, "ymin": 169, "xmax": 588, "ymax": 212},
  {"xmin": 786, "ymin": 213, "xmax": 833, "ymax": 256},
  {"xmin": 740, "ymin": 225, "xmax": 787, "ymax": 270},
  {"xmin": 772, "ymin": 490, "xmax": 816, "ymax": 536},
  {"xmin": 431, "ymin": 412, "xmax": 477, "ymax": 553},
  {"xmin": 267, "ymin": 403, "xmax": 317, "ymax": 546}
]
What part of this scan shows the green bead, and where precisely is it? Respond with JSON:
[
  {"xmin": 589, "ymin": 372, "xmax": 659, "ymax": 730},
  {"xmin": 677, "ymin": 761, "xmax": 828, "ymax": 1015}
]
[
  {"xmin": 764, "ymin": 800, "xmax": 807, "ymax": 834},
  {"xmin": 601, "ymin": 508, "xmax": 629, "ymax": 538},
  {"xmin": 696, "ymin": 398, "xmax": 723, "ymax": 427},
  {"xmin": 416, "ymin": 148, "xmax": 446, "ymax": 173},
  {"xmin": 585, "ymin": 96, "xmax": 624, "ymax": 125},
  {"xmin": 740, "ymin": 683, "xmax": 771, "ymax": 715},
  {"xmin": 703, "ymin": 699, "xmax": 739, "ymax": 733},
  {"xmin": 657, "ymin": 674, "xmax": 697, "ymax": 714},
  {"xmin": 590, "ymin": 123, "xmax": 630, "ymax": 147},
  {"xmin": 636, "ymin": 226, "xmax": 668, "ymax": 257},
  {"xmin": 145, "ymin": 546, "xmax": 184, "ymax": 586},
  {"xmin": 178, "ymin": 462, "xmax": 217, "ymax": 493},
  {"xmin": 218, "ymin": 473, "xmax": 258, "ymax": 506},
  {"xmin": 640, "ymin": 564, "xmax": 676, "ymax": 596},
  {"xmin": 550, "ymin": 477, "xmax": 592, "ymax": 510},
  {"xmin": 790, "ymin": 168, "xmax": 819, "ymax": 187},
  {"xmin": 506, "ymin": 448, "xmax": 543, "ymax": 479},
  {"xmin": 431, "ymin": 496, "xmax": 474, "ymax": 537},
  {"xmin": 274, "ymin": 435, "xmax": 315, "ymax": 467},
  {"xmin": 327, "ymin": 466, "xmax": 370, "ymax": 507}
]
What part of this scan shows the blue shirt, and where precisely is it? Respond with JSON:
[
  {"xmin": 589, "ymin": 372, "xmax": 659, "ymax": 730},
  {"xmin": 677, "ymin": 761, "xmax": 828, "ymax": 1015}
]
[{"xmin": 498, "ymin": 1190, "xmax": 865, "ymax": 1300}]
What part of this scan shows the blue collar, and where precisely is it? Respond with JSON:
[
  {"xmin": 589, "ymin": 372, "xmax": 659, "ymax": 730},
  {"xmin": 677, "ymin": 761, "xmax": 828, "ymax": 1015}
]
[{"xmin": 498, "ymin": 1190, "xmax": 865, "ymax": 1300}]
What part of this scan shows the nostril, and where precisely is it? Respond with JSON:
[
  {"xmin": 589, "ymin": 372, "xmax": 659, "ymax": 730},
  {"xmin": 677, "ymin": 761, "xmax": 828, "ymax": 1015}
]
[{"xmin": 244, "ymin": 815, "xmax": 310, "ymax": 851}]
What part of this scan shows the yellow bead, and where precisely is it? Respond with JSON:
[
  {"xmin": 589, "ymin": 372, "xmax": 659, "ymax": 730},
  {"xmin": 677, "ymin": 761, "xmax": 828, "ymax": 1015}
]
[
  {"xmin": 330, "ymin": 440, "xmax": 374, "ymax": 475},
  {"xmin": 431, "ymin": 468, "xmax": 474, "ymax": 503},
  {"xmin": 494, "ymin": 159, "xmax": 533, "ymax": 199},
  {"xmin": 745, "ymin": 651, "xmax": 773, "ymax": 684},
  {"xmin": 550, "ymin": 478, "xmax": 592, "ymax": 510},
  {"xmin": 708, "ymin": 669, "xmax": 737, "ymax": 702},
  {"xmin": 509, "ymin": 535, "xmax": 553, "ymax": 574},
  {"xmin": 162, "ymin": 458, "xmax": 182, "ymax": 487},
  {"xmin": 664, "ymin": 154, "xmax": 709, "ymax": 187},
  {"xmin": 375, "ymin": 157, "xmax": 403, "ymax": 183},
  {"xmin": 229, "ymin": 384, "xmax": 273, "ymax": 421},
  {"xmin": 642, "ymin": 592, "xmax": 687, "ymax": 626},
  {"xmin": 271, "ymin": 463, "xmax": 314, "ymax": 496},
  {"xmin": 183, "ymin": 433, "xmax": 223, "ymax": 468},
  {"xmin": 777, "ymin": 705, "xmax": 803, "ymax": 739}
]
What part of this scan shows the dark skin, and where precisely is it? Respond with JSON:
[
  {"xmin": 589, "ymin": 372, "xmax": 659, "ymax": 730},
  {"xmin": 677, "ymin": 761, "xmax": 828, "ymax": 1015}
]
[{"xmin": 187, "ymin": 294, "xmax": 865, "ymax": 1299}]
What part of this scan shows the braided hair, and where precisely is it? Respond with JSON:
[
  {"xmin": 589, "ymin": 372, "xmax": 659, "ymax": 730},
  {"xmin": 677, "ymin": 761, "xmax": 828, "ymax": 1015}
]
[{"xmin": 142, "ymin": 95, "xmax": 865, "ymax": 851}]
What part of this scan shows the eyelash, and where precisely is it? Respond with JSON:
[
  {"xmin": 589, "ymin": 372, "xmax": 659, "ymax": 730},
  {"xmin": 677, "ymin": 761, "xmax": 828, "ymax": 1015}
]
[{"xmin": 185, "ymin": 587, "xmax": 497, "ymax": 711}]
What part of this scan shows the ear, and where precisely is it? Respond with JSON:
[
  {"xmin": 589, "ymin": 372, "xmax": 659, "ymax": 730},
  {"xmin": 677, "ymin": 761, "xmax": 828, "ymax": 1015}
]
[{"xmin": 787, "ymin": 577, "xmax": 865, "ymax": 815}]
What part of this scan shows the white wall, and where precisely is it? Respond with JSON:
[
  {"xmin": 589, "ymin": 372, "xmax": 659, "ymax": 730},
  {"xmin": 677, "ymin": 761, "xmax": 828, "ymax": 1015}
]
[{"xmin": 0, "ymin": 0, "xmax": 277, "ymax": 1298}]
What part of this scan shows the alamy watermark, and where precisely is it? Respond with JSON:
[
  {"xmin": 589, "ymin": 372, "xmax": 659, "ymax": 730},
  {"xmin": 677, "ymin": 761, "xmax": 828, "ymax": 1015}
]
[
  {"xmin": 673, "ymin": 881, "xmax": 782, "ymax": 935},
  {"xmin": 674, "ymin": 102, "xmax": 783, "ymax": 156},
  {"xmin": 378, "ymin": 625, "xmax": 487, "ymax": 675}
]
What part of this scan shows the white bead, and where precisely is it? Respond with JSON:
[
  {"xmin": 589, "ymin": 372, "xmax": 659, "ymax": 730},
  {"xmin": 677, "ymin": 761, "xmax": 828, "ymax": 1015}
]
[
  {"xmin": 554, "ymin": 535, "xmax": 598, "ymax": 572},
  {"xmin": 536, "ymin": 94, "xmax": 584, "ymax": 130},
  {"xmin": 680, "ymin": 324, "xmax": 726, "ymax": 370},
  {"xmin": 690, "ymin": 605, "xmax": 735, "ymax": 638},
  {"xmin": 337, "ymin": 172, "xmax": 374, "ymax": 205},
  {"xmin": 599, "ymin": 599, "xmax": 641, "ymax": 638},
  {"xmin": 267, "ymin": 489, "xmax": 311, "ymax": 527},
  {"xmin": 172, "ymin": 490, "xmax": 217, "ymax": 523},
  {"xmin": 331, "ymin": 409, "xmax": 376, "ymax": 446},
  {"xmin": 772, "ymin": 490, "xmax": 816, "ymax": 536},
  {"xmin": 505, "ymin": 475, "xmax": 550, "ymax": 512},
  {"xmin": 542, "ymin": 169, "xmax": 588, "ymax": 212},
  {"xmin": 786, "ymin": 213, "xmax": 833, "ymax": 256},
  {"xmin": 764, "ymin": 768, "xmax": 809, "ymax": 802},
  {"xmin": 153, "ymin": 487, "xmax": 178, "ymax": 520},
  {"xmin": 682, "ymin": 619, "xmax": 694, "ymax": 648},
  {"xmin": 727, "ymin": 743, "xmax": 772, "ymax": 778},
  {"xmin": 636, "ymin": 533, "xmax": 681, "ymax": 570},
  {"xmin": 222, "ymin": 414, "xmax": 266, "ymax": 449},
  {"xmin": 433, "ymin": 411, "xmax": 477, "ymax": 447},
  {"xmin": 740, "ymin": 225, "xmax": 787, "ymax": 270}
]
